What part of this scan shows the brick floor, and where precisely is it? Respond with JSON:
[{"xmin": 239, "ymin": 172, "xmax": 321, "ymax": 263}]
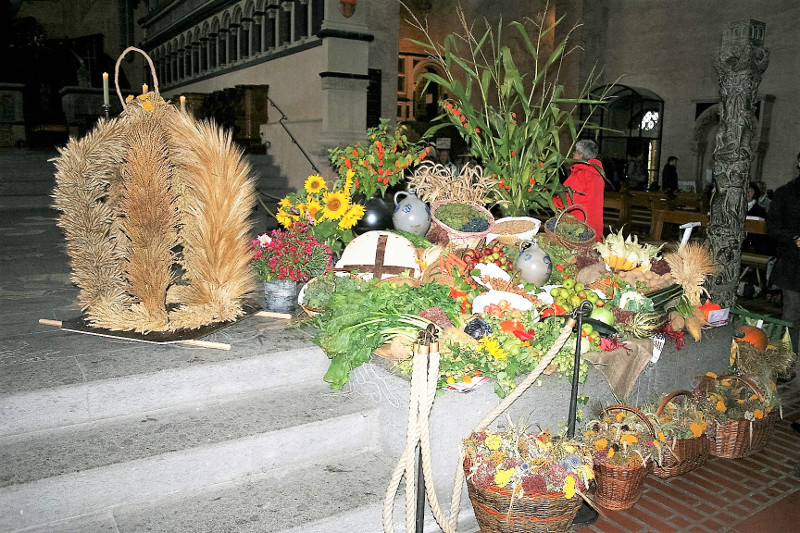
[{"xmin": 573, "ymin": 381, "xmax": 800, "ymax": 533}]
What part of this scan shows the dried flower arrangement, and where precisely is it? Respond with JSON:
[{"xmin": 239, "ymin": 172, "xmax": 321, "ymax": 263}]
[
  {"xmin": 664, "ymin": 242, "xmax": 718, "ymax": 306},
  {"xmin": 464, "ymin": 423, "xmax": 594, "ymax": 499},
  {"xmin": 583, "ymin": 408, "xmax": 656, "ymax": 468},
  {"xmin": 52, "ymin": 48, "xmax": 256, "ymax": 333},
  {"xmin": 696, "ymin": 372, "xmax": 780, "ymax": 424}
]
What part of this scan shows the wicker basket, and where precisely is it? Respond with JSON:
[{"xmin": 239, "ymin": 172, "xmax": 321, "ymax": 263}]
[
  {"xmin": 464, "ymin": 457, "xmax": 582, "ymax": 533},
  {"xmin": 429, "ymin": 200, "xmax": 495, "ymax": 248},
  {"xmin": 705, "ymin": 375, "xmax": 778, "ymax": 459},
  {"xmin": 652, "ymin": 390, "xmax": 710, "ymax": 479},
  {"xmin": 592, "ymin": 405, "xmax": 653, "ymax": 511},
  {"xmin": 544, "ymin": 206, "xmax": 596, "ymax": 251}
]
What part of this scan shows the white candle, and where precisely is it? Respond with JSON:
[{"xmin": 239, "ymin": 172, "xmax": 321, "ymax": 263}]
[
  {"xmin": 102, "ymin": 72, "xmax": 109, "ymax": 106},
  {"xmin": 142, "ymin": 83, "xmax": 148, "ymax": 94},
  {"xmin": 180, "ymin": 95, "xmax": 186, "ymax": 112}
]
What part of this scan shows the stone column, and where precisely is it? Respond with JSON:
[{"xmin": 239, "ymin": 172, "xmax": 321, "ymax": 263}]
[
  {"xmin": 316, "ymin": 0, "xmax": 373, "ymax": 153},
  {"xmin": 707, "ymin": 20, "xmax": 769, "ymax": 308}
]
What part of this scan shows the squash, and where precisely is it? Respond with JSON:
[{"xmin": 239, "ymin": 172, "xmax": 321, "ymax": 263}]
[{"xmin": 735, "ymin": 325, "xmax": 768, "ymax": 351}]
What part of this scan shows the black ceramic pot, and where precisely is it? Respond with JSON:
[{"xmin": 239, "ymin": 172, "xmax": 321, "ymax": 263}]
[{"xmin": 354, "ymin": 194, "xmax": 393, "ymax": 234}]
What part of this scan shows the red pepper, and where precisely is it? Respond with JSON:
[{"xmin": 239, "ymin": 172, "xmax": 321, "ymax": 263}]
[{"xmin": 513, "ymin": 330, "xmax": 535, "ymax": 341}]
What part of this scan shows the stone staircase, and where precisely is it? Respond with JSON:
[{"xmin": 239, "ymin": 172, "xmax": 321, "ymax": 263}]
[
  {"xmin": 0, "ymin": 147, "xmax": 60, "ymax": 210},
  {"xmin": 0, "ymin": 324, "xmax": 400, "ymax": 532}
]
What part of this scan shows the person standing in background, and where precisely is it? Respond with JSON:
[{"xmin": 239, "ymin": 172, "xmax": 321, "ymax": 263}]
[
  {"xmin": 661, "ymin": 156, "xmax": 679, "ymax": 192},
  {"xmin": 553, "ymin": 139, "xmax": 605, "ymax": 241},
  {"xmin": 766, "ymin": 151, "xmax": 800, "ymax": 381}
]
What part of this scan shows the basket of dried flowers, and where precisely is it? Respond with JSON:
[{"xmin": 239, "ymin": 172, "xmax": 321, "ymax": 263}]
[
  {"xmin": 463, "ymin": 425, "xmax": 593, "ymax": 533},
  {"xmin": 649, "ymin": 390, "xmax": 710, "ymax": 479},
  {"xmin": 697, "ymin": 373, "xmax": 780, "ymax": 459},
  {"xmin": 584, "ymin": 405, "xmax": 656, "ymax": 510}
]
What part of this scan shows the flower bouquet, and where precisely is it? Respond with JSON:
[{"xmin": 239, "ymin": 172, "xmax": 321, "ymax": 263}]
[
  {"xmin": 648, "ymin": 390, "xmax": 710, "ymax": 478},
  {"xmin": 583, "ymin": 405, "xmax": 656, "ymax": 510},
  {"xmin": 251, "ymin": 223, "xmax": 333, "ymax": 283},
  {"xmin": 274, "ymin": 173, "xmax": 365, "ymax": 256},
  {"xmin": 697, "ymin": 372, "xmax": 780, "ymax": 458},
  {"xmin": 463, "ymin": 424, "xmax": 593, "ymax": 533},
  {"xmin": 328, "ymin": 118, "xmax": 429, "ymax": 201}
]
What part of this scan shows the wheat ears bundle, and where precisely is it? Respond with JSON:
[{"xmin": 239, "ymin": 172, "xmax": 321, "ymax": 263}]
[{"xmin": 52, "ymin": 48, "xmax": 256, "ymax": 333}]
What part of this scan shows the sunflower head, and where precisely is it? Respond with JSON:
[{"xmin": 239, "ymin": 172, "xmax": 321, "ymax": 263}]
[
  {"xmin": 305, "ymin": 174, "xmax": 327, "ymax": 194},
  {"xmin": 322, "ymin": 190, "xmax": 349, "ymax": 220},
  {"xmin": 303, "ymin": 200, "xmax": 323, "ymax": 221},
  {"xmin": 338, "ymin": 203, "xmax": 365, "ymax": 229}
]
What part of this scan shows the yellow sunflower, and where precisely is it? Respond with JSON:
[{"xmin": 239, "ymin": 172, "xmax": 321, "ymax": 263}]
[
  {"xmin": 276, "ymin": 208, "xmax": 298, "ymax": 228},
  {"xmin": 322, "ymin": 190, "xmax": 349, "ymax": 220},
  {"xmin": 304, "ymin": 174, "xmax": 327, "ymax": 194},
  {"xmin": 278, "ymin": 197, "xmax": 292, "ymax": 209},
  {"xmin": 304, "ymin": 200, "xmax": 323, "ymax": 221},
  {"xmin": 338, "ymin": 203, "xmax": 365, "ymax": 230}
]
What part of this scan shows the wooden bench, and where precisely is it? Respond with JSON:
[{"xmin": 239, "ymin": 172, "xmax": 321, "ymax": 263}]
[
  {"xmin": 603, "ymin": 191, "xmax": 629, "ymax": 234},
  {"xmin": 649, "ymin": 208, "xmax": 709, "ymax": 243},
  {"xmin": 741, "ymin": 217, "xmax": 772, "ymax": 290}
]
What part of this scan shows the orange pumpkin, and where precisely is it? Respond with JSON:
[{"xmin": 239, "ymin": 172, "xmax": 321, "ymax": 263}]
[{"xmin": 735, "ymin": 325, "xmax": 768, "ymax": 351}]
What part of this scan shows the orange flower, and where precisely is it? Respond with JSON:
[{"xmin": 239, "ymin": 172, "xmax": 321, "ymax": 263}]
[
  {"xmin": 753, "ymin": 409, "xmax": 764, "ymax": 419},
  {"xmin": 716, "ymin": 400, "xmax": 727, "ymax": 412}
]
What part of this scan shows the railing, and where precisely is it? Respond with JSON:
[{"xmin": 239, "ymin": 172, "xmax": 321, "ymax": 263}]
[{"xmin": 267, "ymin": 96, "xmax": 320, "ymax": 175}]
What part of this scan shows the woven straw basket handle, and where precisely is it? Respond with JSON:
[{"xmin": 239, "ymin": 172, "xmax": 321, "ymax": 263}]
[
  {"xmin": 555, "ymin": 204, "xmax": 588, "ymax": 226},
  {"xmin": 114, "ymin": 46, "xmax": 160, "ymax": 108},
  {"xmin": 655, "ymin": 390, "xmax": 694, "ymax": 417},
  {"xmin": 604, "ymin": 404, "xmax": 656, "ymax": 438},
  {"xmin": 718, "ymin": 374, "xmax": 765, "ymax": 402}
]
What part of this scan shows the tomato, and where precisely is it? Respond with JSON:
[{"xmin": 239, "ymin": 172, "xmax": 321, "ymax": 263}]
[{"xmin": 500, "ymin": 320, "xmax": 524, "ymax": 333}]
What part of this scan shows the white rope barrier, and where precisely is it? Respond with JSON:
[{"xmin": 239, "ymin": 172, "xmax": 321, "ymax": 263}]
[{"xmin": 383, "ymin": 317, "xmax": 577, "ymax": 533}]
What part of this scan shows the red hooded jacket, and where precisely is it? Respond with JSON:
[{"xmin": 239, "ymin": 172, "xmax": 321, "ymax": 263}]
[{"xmin": 553, "ymin": 158, "xmax": 605, "ymax": 241}]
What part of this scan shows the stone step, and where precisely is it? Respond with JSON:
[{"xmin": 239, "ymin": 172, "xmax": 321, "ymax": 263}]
[
  {"xmin": 0, "ymin": 315, "xmax": 331, "ymax": 437},
  {"xmin": 0, "ymin": 383, "xmax": 381, "ymax": 532}
]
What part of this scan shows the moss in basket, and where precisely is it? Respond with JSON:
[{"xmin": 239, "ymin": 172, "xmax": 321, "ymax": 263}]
[{"xmin": 435, "ymin": 203, "xmax": 489, "ymax": 233}]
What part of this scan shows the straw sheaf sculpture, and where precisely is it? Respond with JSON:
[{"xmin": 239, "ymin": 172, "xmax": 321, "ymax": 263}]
[{"xmin": 52, "ymin": 93, "xmax": 257, "ymax": 333}]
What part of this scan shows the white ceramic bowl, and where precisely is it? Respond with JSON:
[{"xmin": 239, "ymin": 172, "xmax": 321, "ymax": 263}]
[{"xmin": 486, "ymin": 216, "xmax": 541, "ymax": 244}]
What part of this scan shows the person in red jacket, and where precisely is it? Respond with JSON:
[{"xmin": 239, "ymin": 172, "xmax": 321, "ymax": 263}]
[{"xmin": 553, "ymin": 139, "xmax": 605, "ymax": 241}]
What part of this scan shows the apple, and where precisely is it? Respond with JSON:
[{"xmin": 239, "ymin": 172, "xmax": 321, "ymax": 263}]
[{"xmin": 589, "ymin": 306, "xmax": 615, "ymax": 325}]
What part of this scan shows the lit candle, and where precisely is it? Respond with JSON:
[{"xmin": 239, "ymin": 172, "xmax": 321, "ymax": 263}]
[
  {"xmin": 142, "ymin": 83, "xmax": 148, "ymax": 94},
  {"xmin": 102, "ymin": 72, "xmax": 109, "ymax": 107},
  {"xmin": 180, "ymin": 95, "xmax": 186, "ymax": 112}
]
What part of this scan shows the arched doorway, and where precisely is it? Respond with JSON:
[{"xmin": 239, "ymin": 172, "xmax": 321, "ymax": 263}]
[{"xmin": 581, "ymin": 85, "xmax": 665, "ymax": 191}]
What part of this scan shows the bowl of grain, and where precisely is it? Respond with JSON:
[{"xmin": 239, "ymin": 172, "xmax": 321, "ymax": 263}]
[{"xmin": 485, "ymin": 216, "xmax": 541, "ymax": 245}]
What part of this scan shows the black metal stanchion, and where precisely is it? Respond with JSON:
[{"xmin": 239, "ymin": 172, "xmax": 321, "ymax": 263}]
[
  {"xmin": 102, "ymin": 104, "xmax": 111, "ymax": 121},
  {"xmin": 568, "ymin": 300, "xmax": 600, "ymax": 526}
]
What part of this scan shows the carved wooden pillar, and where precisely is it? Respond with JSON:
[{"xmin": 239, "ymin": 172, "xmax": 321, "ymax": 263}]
[{"xmin": 707, "ymin": 20, "xmax": 769, "ymax": 307}]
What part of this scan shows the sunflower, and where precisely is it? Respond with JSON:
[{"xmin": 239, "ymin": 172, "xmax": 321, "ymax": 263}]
[
  {"xmin": 276, "ymin": 208, "xmax": 298, "ymax": 228},
  {"xmin": 322, "ymin": 190, "xmax": 349, "ymax": 220},
  {"xmin": 304, "ymin": 174, "xmax": 327, "ymax": 194},
  {"xmin": 278, "ymin": 197, "xmax": 292, "ymax": 209},
  {"xmin": 303, "ymin": 200, "xmax": 323, "ymax": 221},
  {"xmin": 338, "ymin": 203, "xmax": 365, "ymax": 229}
]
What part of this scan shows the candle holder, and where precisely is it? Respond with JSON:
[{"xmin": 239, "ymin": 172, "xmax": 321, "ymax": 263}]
[{"xmin": 102, "ymin": 104, "xmax": 111, "ymax": 121}]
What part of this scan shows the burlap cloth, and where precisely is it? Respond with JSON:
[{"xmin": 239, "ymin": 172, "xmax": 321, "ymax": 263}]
[{"xmin": 584, "ymin": 338, "xmax": 653, "ymax": 399}]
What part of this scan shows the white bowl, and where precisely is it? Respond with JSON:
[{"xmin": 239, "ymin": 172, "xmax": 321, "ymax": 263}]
[
  {"xmin": 471, "ymin": 290, "xmax": 533, "ymax": 313},
  {"xmin": 486, "ymin": 216, "xmax": 541, "ymax": 244}
]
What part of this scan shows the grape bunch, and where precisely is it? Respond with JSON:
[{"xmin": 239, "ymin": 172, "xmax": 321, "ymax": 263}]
[{"xmin": 459, "ymin": 217, "xmax": 489, "ymax": 233}]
